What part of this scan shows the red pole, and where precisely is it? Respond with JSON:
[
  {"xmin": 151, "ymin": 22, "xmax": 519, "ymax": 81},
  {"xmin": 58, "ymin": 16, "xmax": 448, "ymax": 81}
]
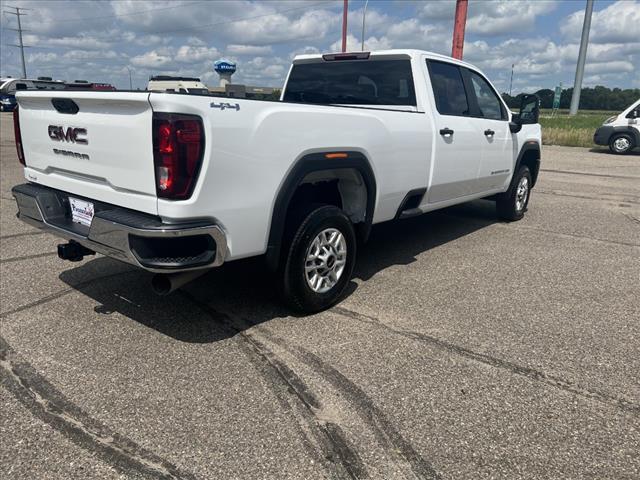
[
  {"xmin": 341, "ymin": 0, "xmax": 348, "ymax": 52},
  {"xmin": 451, "ymin": 0, "xmax": 468, "ymax": 59}
]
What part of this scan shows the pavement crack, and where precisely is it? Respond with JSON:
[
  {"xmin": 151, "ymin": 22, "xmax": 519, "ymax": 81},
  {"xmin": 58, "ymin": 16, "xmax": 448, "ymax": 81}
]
[
  {"xmin": 0, "ymin": 251, "xmax": 57, "ymax": 264},
  {"xmin": 0, "ymin": 337, "xmax": 198, "ymax": 480},
  {"xmin": 536, "ymin": 189, "xmax": 640, "ymax": 205},
  {"xmin": 540, "ymin": 168, "xmax": 640, "ymax": 180},
  {"xmin": 332, "ymin": 306, "xmax": 640, "ymax": 416},
  {"xmin": 510, "ymin": 224, "xmax": 640, "ymax": 248},
  {"xmin": 0, "ymin": 270, "xmax": 135, "ymax": 318},
  {"xmin": 0, "ymin": 230, "xmax": 47, "ymax": 240}
]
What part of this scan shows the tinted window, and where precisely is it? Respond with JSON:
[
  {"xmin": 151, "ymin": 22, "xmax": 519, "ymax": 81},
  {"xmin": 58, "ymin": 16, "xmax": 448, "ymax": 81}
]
[
  {"xmin": 427, "ymin": 61, "xmax": 469, "ymax": 116},
  {"xmin": 469, "ymin": 71, "xmax": 504, "ymax": 120},
  {"xmin": 283, "ymin": 60, "xmax": 416, "ymax": 106}
]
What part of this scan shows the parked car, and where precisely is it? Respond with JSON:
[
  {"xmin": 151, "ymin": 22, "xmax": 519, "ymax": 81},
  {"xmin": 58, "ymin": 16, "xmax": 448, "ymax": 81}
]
[
  {"xmin": 593, "ymin": 99, "xmax": 640, "ymax": 154},
  {"xmin": 1, "ymin": 77, "xmax": 69, "ymax": 111},
  {"xmin": 11, "ymin": 49, "xmax": 541, "ymax": 312},
  {"xmin": 0, "ymin": 92, "xmax": 16, "ymax": 111}
]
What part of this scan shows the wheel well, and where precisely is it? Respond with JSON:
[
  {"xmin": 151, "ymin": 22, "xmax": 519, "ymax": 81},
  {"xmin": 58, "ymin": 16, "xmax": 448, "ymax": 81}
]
[
  {"xmin": 286, "ymin": 168, "xmax": 368, "ymax": 226},
  {"xmin": 266, "ymin": 152, "xmax": 376, "ymax": 271},
  {"xmin": 519, "ymin": 148, "xmax": 540, "ymax": 186}
]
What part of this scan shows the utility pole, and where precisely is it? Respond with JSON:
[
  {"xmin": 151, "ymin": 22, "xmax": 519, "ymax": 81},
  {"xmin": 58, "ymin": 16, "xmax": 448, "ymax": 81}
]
[
  {"xmin": 569, "ymin": 0, "xmax": 594, "ymax": 116},
  {"xmin": 125, "ymin": 66, "xmax": 133, "ymax": 90},
  {"xmin": 341, "ymin": 0, "xmax": 348, "ymax": 52},
  {"xmin": 451, "ymin": 0, "xmax": 468, "ymax": 59},
  {"xmin": 361, "ymin": 0, "xmax": 369, "ymax": 51},
  {"xmin": 4, "ymin": 5, "xmax": 31, "ymax": 78},
  {"xmin": 509, "ymin": 64, "xmax": 514, "ymax": 96}
]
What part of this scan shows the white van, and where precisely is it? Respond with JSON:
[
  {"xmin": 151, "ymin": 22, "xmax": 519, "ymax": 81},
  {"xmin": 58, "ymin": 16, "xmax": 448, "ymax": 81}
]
[
  {"xmin": 593, "ymin": 99, "xmax": 640, "ymax": 154},
  {"xmin": 146, "ymin": 76, "xmax": 209, "ymax": 94}
]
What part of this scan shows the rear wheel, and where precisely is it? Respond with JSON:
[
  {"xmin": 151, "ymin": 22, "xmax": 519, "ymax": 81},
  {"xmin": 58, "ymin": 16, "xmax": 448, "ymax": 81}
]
[
  {"xmin": 609, "ymin": 133, "xmax": 635, "ymax": 154},
  {"xmin": 496, "ymin": 166, "xmax": 531, "ymax": 221},
  {"xmin": 281, "ymin": 205, "xmax": 356, "ymax": 313}
]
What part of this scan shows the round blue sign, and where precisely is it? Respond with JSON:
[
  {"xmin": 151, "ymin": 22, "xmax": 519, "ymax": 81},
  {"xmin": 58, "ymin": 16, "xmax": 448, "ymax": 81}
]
[{"xmin": 214, "ymin": 59, "xmax": 237, "ymax": 74}]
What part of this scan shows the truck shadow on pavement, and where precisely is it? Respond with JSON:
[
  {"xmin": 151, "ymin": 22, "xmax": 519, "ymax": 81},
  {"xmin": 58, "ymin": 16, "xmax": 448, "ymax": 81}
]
[{"xmin": 59, "ymin": 200, "xmax": 499, "ymax": 343}]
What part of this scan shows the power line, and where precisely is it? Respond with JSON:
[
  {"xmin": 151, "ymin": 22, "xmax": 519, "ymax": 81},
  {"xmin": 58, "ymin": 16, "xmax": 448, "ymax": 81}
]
[
  {"xmin": 41, "ymin": 0, "xmax": 207, "ymax": 24},
  {"xmin": 4, "ymin": 5, "xmax": 31, "ymax": 78},
  {"xmin": 29, "ymin": 1, "xmax": 337, "ymax": 42}
]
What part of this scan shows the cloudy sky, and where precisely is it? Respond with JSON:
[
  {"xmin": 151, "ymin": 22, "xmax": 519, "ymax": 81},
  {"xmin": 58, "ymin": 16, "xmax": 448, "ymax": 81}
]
[{"xmin": 1, "ymin": 0, "xmax": 638, "ymax": 93}]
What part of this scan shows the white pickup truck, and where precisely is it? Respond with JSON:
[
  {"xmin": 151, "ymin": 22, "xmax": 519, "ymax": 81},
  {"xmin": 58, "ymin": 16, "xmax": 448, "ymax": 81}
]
[{"xmin": 12, "ymin": 50, "xmax": 541, "ymax": 312}]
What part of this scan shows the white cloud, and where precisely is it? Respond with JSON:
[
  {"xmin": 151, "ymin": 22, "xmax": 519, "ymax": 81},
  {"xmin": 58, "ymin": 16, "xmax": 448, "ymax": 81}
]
[
  {"xmin": 130, "ymin": 50, "xmax": 173, "ymax": 68},
  {"xmin": 562, "ymin": 0, "xmax": 640, "ymax": 44},
  {"xmin": 466, "ymin": 0, "xmax": 558, "ymax": 36},
  {"xmin": 226, "ymin": 45, "xmax": 273, "ymax": 56},
  {"xmin": 174, "ymin": 45, "xmax": 220, "ymax": 63}
]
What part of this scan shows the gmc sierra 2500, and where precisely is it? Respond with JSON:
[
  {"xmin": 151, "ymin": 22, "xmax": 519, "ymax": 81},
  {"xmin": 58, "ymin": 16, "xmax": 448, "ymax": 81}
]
[{"xmin": 12, "ymin": 50, "xmax": 541, "ymax": 312}]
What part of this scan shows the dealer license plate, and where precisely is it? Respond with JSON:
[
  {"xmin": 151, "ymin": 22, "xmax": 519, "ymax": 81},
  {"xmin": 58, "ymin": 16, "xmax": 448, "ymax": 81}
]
[{"xmin": 69, "ymin": 197, "xmax": 94, "ymax": 227}]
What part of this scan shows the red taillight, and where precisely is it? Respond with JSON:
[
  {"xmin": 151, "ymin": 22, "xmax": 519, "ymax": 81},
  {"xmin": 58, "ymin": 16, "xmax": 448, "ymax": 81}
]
[
  {"xmin": 13, "ymin": 106, "xmax": 26, "ymax": 165},
  {"xmin": 152, "ymin": 113, "xmax": 204, "ymax": 200}
]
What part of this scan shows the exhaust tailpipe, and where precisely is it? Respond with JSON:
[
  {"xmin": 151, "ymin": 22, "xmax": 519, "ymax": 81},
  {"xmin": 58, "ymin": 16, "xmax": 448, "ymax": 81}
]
[{"xmin": 151, "ymin": 270, "xmax": 208, "ymax": 295}]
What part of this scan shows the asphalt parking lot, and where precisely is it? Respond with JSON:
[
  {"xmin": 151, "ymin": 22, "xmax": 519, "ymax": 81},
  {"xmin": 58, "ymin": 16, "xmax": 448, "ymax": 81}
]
[{"xmin": 1, "ymin": 110, "xmax": 639, "ymax": 479}]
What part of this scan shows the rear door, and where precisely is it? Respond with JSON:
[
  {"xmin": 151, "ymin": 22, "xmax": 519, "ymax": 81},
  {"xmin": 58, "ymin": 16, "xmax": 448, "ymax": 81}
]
[
  {"xmin": 424, "ymin": 60, "xmax": 482, "ymax": 204},
  {"xmin": 463, "ymin": 69, "xmax": 513, "ymax": 192},
  {"xmin": 16, "ymin": 91, "xmax": 157, "ymax": 214}
]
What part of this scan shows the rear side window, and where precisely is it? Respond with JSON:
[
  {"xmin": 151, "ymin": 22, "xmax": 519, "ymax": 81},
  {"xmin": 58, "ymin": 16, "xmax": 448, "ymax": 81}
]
[
  {"xmin": 469, "ymin": 71, "xmax": 505, "ymax": 120},
  {"xmin": 427, "ymin": 61, "xmax": 469, "ymax": 116},
  {"xmin": 283, "ymin": 59, "xmax": 416, "ymax": 106}
]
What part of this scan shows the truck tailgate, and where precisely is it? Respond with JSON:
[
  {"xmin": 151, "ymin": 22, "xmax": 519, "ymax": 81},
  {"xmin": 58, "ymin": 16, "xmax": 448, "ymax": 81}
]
[{"xmin": 16, "ymin": 91, "xmax": 157, "ymax": 215}]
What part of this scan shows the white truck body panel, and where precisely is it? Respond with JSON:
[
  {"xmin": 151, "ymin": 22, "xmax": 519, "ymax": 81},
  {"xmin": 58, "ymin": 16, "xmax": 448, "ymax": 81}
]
[{"xmin": 15, "ymin": 49, "xmax": 542, "ymax": 263}]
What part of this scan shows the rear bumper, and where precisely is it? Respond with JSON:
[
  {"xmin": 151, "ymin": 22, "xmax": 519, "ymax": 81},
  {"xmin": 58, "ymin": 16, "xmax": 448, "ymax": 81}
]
[{"xmin": 12, "ymin": 183, "xmax": 227, "ymax": 273}]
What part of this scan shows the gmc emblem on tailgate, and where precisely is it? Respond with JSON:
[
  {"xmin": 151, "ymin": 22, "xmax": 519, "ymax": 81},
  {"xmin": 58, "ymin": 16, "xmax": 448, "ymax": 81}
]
[{"xmin": 48, "ymin": 125, "xmax": 88, "ymax": 145}]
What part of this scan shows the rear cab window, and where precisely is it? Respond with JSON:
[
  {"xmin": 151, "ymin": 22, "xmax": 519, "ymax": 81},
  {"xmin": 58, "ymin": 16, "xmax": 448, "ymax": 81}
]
[{"xmin": 283, "ymin": 58, "xmax": 417, "ymax": 107}]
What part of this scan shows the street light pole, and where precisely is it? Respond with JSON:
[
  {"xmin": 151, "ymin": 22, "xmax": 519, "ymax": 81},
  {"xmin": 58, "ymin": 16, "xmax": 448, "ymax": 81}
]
[
  {"xmin": 569, "ymin": 0, "xmax": 594, "ymax": 116},
  {"xmin": 509, "ymin": 64, "xmax": 514, "ymax": 96},
  {"xmin": 125, "ymin": 66, "xmax": 133, "ymax": 90},
  {"xmin": 361, "ymin": 0, "xmax": 369, "ymax": 51}
]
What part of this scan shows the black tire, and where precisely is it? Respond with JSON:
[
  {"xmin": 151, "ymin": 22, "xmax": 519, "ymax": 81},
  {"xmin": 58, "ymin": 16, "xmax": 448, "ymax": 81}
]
[
  {"xmin": 496, "ymin": 166, "xmax": 532, "ymax": 221},
  {"xmin": 281, "ymin": 205, "xmax": 356, "ymax": 313},
  {"xmin": 609, "ymin": 133, "xmax": 635, "ymax": 154}
]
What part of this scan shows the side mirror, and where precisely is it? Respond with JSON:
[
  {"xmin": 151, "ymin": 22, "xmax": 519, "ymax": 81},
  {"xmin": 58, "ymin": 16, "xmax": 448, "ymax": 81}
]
[
  {"xmin": 518, "ymin": 94, "xmax": 540, "ymax": 124},
  {"xmin": 510, "ymin": 94, "xmax": 539, "ymax": 133},
  {"xmin": 626, "ymin": 109, "xmax": 639, "ymax": 119}
]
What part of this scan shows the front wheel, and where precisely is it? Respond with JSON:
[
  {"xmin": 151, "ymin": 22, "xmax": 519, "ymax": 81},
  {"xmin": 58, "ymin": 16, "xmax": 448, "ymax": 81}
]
[
  {"xmin": 281, "ymin": 205, "xmax": 356, "ymax": 313},
  {"xmin": 609, "ymin": 133, "xmax": 635, "ymax": 154},
  {"xmin": 496, "ymin": 166, "xmax": 532, "ymax": 221}
]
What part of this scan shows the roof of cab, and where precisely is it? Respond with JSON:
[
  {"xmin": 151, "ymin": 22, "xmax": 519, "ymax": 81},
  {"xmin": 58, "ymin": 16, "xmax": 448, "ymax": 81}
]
[{"xmin": 292, "ymin": 49, "xmax": 478, "ymax": 70}]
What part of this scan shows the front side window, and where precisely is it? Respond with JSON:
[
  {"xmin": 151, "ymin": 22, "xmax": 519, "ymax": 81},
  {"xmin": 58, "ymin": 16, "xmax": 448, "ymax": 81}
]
[
  {"xmin": 283, "ymin": 59, "xmax": 417, "ymax": 106},
  {"xmin": 427, "ymin": 61, "xmax": 469, "ymax": 116},
  {"xmin": 469, "ymin": 71, "xmax": 504, "ymax": 120}
]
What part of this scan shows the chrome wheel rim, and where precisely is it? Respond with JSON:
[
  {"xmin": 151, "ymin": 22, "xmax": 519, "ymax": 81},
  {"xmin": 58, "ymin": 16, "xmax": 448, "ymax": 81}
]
[
  {"xmin": 305, "ymin": 228, "xmax": 347, "ymax": 293},
  {"xmin": 614, "ymin": 137, "xmax": 630, "ymax": 151},
  {"xmin": 515, "ymin": 176, "xmax": 529, "ymax": 212}
]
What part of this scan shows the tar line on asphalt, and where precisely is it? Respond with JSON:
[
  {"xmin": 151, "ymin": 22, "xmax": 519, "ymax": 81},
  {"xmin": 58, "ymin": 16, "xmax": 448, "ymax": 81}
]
[
  {"xmin": 0, "ymin": 336, "xmax": 199, "ymax": 480},
  {"xmin": 331, "ymin": 306, "xmax": 640, "ymax": 416}
]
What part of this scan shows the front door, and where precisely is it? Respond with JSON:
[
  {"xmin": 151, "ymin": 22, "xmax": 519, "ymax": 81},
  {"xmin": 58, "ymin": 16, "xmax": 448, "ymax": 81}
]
[{"xmin": 465, "ymin": 69, "xmax": 514, "ymax": 193}]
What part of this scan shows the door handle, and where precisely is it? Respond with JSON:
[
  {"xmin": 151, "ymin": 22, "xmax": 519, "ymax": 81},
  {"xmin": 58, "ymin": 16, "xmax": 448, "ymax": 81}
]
[
  {"xmin": 484, "ymin": 129, "xmax": 495, "ymax": 136},
  {"xmin": 439, "ymin": 128, "xmax": 454, "ymax": 136}
]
